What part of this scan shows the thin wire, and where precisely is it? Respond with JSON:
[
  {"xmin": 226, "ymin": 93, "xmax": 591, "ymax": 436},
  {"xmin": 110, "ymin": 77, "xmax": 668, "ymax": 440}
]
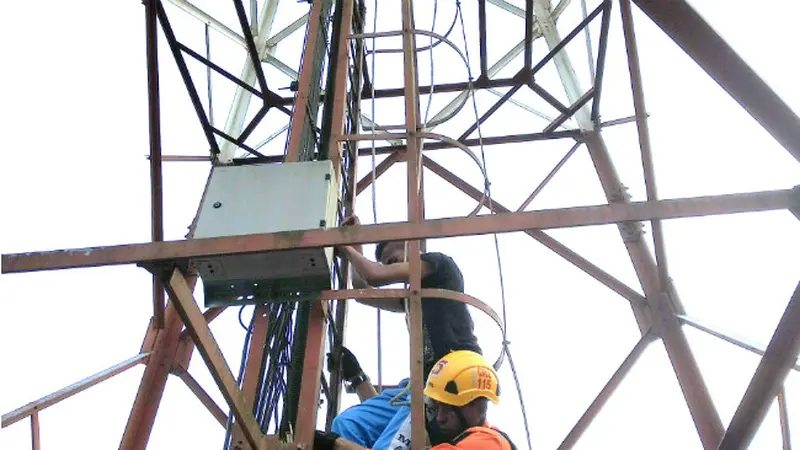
[
  {"xmin": 423, "ymin": 0, "xmax": 439, "ymax": 126},
  {"xmin": 368, "ymin": 0, "xmax": 383, "ymax": 393},
  {"xmin": 456, "ymin": 3, "xmax": 533, "ymax": 450},
  {"xmin": 239, "ymin": 305, "xmax": 252, "ymax": 333}
]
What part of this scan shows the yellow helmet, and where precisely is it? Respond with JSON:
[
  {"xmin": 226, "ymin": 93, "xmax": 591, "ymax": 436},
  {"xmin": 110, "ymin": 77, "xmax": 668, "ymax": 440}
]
[{"xmin": 424, "ymin": 350, "xmax": 500, "ymax": 407}]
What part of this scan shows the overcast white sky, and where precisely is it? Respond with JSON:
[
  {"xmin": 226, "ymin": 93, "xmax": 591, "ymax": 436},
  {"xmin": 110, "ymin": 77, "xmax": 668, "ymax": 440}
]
[{"xmin": 1, "ymin": 0, "xmax": 799, "ymax": 449}]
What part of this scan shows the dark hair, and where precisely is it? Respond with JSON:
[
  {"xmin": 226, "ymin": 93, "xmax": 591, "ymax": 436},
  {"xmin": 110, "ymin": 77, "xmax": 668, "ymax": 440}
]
[{"xmin": 374, "ymin": 241, "xmax": 401, "ymax": 261}]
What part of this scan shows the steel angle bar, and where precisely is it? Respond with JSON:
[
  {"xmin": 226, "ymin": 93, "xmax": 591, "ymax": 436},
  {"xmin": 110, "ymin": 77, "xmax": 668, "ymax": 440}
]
[
  {"xmin": 234, "ymin": 129, "xmax": 582, "ymax": 162},
  {"xmin": 146, "ymin": 0, "xmax": 165, "ymax": 329},
  {"xmin": 487, "ymin": 87, "xmax": 559, "ymax": 124},
  {"xmin": 422, "ymin": 155, "xmax": 647, "ymax": 307},
  {"xmin": 265, "ymin": 13, "xmax": 310, "ymax": 48},
  {"xmin": 517, "ymin": 141, "xmax": 583, "ymax": 211},
  {"xmin": 557, "ymin": 334, "xmax": 654, "ymax": 449},
  {"xmin": 720, "ymin": 281, "xmax": 800, "ymax": 449},
  {"xmin": 590, "ymin": 0, "xmax": 612, "ymax": 123},
  {"xmin": 544, "ymin": 88, "xmax": 595, "ymax": 133},
  {"xmin": 458, "ymin": 84, "xmax": 523, "ymax": 141},
  {"xmin": 633, "ymin": 0, "xmax": 800, "ymax": 164},
  {"xmin": 210, "ymin": 126, "xmax": 267, "ymax": 158},
  {"xmin": 165, "ymin": 269, "xmax": 266, "ymax": 450},
  {"xmin": 217, "ymin": 0, "xmax": 280, "ymax": 163},
  {"xmin": 677, "ymin": 315, "xmax": 800, "ymax": 372},
  {"xmin": 529, "ymin": 82, "xmax": 570, "ymax": 114},
  {"xmin": 237, "ymin": 105, "xmax": 270, "ymax": 146},
  {"xmin": 621, "ymin": 0, "xmax": 670, "ymax": 292},
  {"xmin": 178, "ymin": 43, "xmax": 262, "ymax": 98},
  {"xmin": 172, "ymin": 367, "xmax": 228, "ymax": 427},
  {"xmin": 164, "ymin": 0, "xmax": 246, "ymax": 47},
  {"xmin": 524, "ymin": 0, "xmax": 533, "ymax": 70},
  {"xmin": 479, "ymin": 0, "xmax": 488, "ymax": 78},
  {"xmin": 233, "ymin": 0, "xmax": 270, "ymax": 98},
  {"xmin": 3, "ymin": 188, "xmax": 796, "ymax": 274},
  {"xmin": 356, "ymin": 150, "xmax": 403, "ymax": 195},
  {"xmin": 157, "ymin": 3, "xmax": 220, "ymax": 155},
  {"xmin": 30, "ymin": 411, "xmax": 40, "ymax": 450},
  {"xmin": 262, "ymin": 53, "xmax": 299, "ymax": 80},
  {"xmin": 778, "ymin": 388, "xmax": 791, "ymax": 450},
  {"xmin": 2, "ymin": 353, "xmax": 150, "ymax": 427},
  {"xmin": 530, "ymin": 1, "xmax": 606, "ymax": 78}
]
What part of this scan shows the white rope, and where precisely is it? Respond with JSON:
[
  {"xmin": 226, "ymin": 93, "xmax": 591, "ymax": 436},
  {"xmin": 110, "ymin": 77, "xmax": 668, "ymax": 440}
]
[{"xmin": 368, "ymin": 0, "xmax": 383, "ymax": 393}]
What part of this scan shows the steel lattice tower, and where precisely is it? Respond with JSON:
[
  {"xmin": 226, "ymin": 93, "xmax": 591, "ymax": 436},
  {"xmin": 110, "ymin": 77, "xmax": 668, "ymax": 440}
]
[{"xmin": 1, "ymin": 1, "xmax": 799, "ymax": 449}]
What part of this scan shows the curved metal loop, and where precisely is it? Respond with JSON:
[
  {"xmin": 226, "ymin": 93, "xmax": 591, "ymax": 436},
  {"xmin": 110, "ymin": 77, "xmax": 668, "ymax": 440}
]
[
  {"xmin": 338, "ymin": 131, "xmax": 490, "ymax": 215},
  {"xmin": 350, "ymin": 29, "xmax": 472, "ymax": 129},
  {"xmin": 351, "ymin": 30, "xmax": 468, "ymax": 68},
  {"xmin": 368, "ymin": 6, "xmax": 459, "ymax": 55},
  {"xmin": 417, "ymin": 132, "xmax": 490, "ymax": 216},
  {"xmin": 423, "ymin": 93, "xmax": 469, "ymax": 130},
  {"xmin": 319, "ymin": 288, "xmax": 506, "ymax": 371}
]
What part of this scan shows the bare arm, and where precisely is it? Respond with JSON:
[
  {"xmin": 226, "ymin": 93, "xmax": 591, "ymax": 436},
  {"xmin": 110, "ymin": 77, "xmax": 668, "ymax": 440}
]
[
  {"xmin": 351, "ymin": 267, "xmax": 406, "ymax": 312},
  {"xmin": 339, "ymin": 245, "xmax": 431, "ymax": 313},
  {"xmin": 340, "ymin": 246, "xmax": 432, "ymax": 286},
  {"xmin": 355, "ymin": 381, "xmax": 379, "ymax": 402},
  {"xmin": 334, "ymin": 438, "xmax": 369, "ymax": 450}
]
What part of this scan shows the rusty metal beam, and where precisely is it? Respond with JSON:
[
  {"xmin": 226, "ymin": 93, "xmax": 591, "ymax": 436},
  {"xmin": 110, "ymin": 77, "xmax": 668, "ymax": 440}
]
[
  {"xmin": 2, "ymin": 353, "xmax": 149, "ymax": 428},
  {"xmin": 294, "ymin": 301, "xmax": 328, "ymax": 448},
  {"xmin": 557, "ymin": 334, "xmax": 653, "ymax": 449},
  {"xmin": 30, "ymin": 411, "xmax": 40, "ymax": 450},
  {"xmin": 632, "ymin": 0, "xmax": 800, "ymax": 163},
  {"xmin": 719, "ymin": 280, "xmax": 800, "ymax": 449},
  {"xmin": 400, "ymin": 0, "xmax": 426, "ymax": 446},
  {"xmin": 516, "ymin": 142, "xmax": 582, "ymax": 212},
  {"xmin": 179, "ymin": 306, "xmax": 226, "ymax": 339},
  {"xmin": 164, "ymin": 269, "xmax": 266, "ymax": 450},
  {"xmin": 231, "ymin": 129, "xmax": 581, "ymax": 164},
  {"xmin": 172, "ymin": 367, "xmax": 228, "ymax": 427},
  {"xmin": 584, "ymin": 130, "xmax": 722, "ymax": 448},
  {"xmin": 327, "ymin": 0, "xmax": 362, "ymax": 423},
  {"xmin": 423, "ymin": 155, "xmax": 646, "ymax": 307},
  {"xmin": 229, "ymin": 304, "xmax": 270, "ymax": 449},
  {"xmin": 145, "ymin": 0, "xmax": 165, "ymax": 330},
  {"xmin": 120, "ymin": 273, "xmax": 198, "ymax": 450},
  {"xmin": 4, "ymin": 188, "xmax": 795, "ymax": 275},
  {"xmin": 284, "ymin": 0, "xmax": 327, "ymax": 161},
  {"xmin": 356, "ymin": 150, "xmax": 402, "ymax": 195},
  {"xmin": 621, "ymin": 0, "xmax": 669, "ymax": 292}
]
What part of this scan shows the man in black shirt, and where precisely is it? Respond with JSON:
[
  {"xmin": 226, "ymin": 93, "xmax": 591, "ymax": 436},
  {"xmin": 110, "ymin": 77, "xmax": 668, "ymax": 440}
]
[
  {"xmin": 329, "ymin": 216, "xmax": 482, "ymax": 450},
  {"xmin": 337, "ymin": 231, "xmax": 482, "ymax": 373}
]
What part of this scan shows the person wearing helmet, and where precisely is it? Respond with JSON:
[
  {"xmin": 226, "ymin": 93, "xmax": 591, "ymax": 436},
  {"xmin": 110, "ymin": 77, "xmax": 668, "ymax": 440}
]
[
  {"xmin": 422, "ymin": 350, "xmax": 514, "ymax": 450},
  {"xmin": 314, "ymin": 350, "xmax": 514, "ymax": 450}
]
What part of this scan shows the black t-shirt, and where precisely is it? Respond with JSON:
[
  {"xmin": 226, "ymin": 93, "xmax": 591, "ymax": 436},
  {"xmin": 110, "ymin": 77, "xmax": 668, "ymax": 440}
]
[{"xmin": 419, "ymin": 252, "xmax": 482, "ymax": 373}]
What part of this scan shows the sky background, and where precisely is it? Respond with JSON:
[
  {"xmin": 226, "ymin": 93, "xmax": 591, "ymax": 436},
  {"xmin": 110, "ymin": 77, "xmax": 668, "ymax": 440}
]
[{"xmin": 1, "ymin": 0, "xmax": 799, "ymax": 449}]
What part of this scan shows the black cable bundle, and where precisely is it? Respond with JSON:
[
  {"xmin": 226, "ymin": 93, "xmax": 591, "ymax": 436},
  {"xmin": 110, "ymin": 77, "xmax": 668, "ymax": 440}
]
[{"xmin": 222, "ymin": 302, "xmax": 297, "ymax": 449}]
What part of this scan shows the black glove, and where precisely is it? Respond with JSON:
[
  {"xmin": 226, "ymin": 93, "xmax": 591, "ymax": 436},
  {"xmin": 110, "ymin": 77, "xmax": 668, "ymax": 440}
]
[
  {"xmin": 327, "ymin": 347, "xmax": 363, "ymax": 380},
  {"xmin": 313, "ymin": 430, "xmax": 340, "ymax": 450}
]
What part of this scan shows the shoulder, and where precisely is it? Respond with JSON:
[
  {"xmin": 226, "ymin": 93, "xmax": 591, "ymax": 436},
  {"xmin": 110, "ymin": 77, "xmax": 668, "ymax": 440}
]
[
  {"xmin": 449, "ymin": 426, "xmax": 511, "ymax": 450},
  {"xmin": 420, "ymin": 252, "xmax": 459, "ymax": 269}
]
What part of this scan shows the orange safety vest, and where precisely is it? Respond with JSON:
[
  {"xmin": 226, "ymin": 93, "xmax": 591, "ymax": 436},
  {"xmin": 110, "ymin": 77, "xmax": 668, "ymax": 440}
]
[{"xmin": 447, "ymin": 425, "xmax": 517, "ymax": 450}]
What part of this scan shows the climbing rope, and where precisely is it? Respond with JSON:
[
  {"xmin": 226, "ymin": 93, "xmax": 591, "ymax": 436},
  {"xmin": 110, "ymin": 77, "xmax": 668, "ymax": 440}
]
[
  {"xmin": 367, "ymin": 0, "xmax": 384, "ymax": 393},
  {"xmin": 456, "ymin": 2, "xmax": 533, "ymax": 450}
]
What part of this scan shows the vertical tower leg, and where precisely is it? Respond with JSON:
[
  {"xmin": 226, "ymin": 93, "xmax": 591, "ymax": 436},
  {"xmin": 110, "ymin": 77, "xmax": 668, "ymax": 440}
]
[{"xmin": 399, "ymin": 0, "xmax": 425, "ymax": 448}]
